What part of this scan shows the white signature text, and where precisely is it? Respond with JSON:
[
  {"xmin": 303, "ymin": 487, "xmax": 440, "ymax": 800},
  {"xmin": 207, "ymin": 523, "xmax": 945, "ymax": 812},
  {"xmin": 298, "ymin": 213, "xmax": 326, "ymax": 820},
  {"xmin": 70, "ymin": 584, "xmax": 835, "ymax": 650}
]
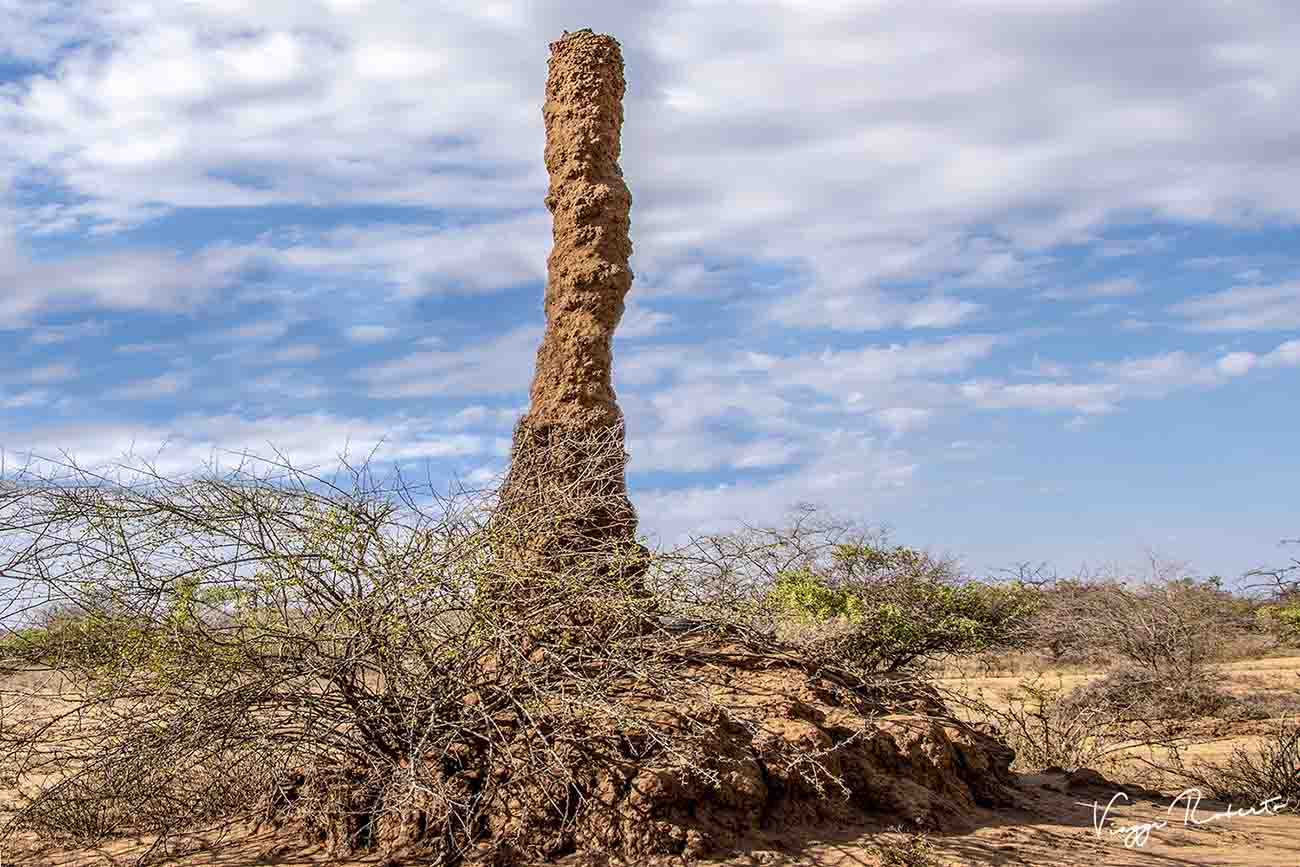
[{"xmin": 1085, "ymin": 789, "xmax": 1291, "ymax": 848}]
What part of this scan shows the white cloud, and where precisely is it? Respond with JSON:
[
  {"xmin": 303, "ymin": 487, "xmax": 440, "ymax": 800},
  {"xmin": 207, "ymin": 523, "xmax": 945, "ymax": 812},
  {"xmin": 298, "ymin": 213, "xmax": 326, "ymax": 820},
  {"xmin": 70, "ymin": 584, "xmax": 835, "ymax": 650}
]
[
  {"xmin": 634, "ymin": 431, "xmax": 918, "ymax": 545},
  {"xmin": 0, "ymin": 236, "xmax": 251, "ymax": 328},
  {"xmin": 268, "ymin": 215, "xmax": 550, "ymax": 297},
  {"xmin": 1095, "ymin": 234, "xmax": 1175, "ymax": 259},
  {"xmin": 24, "ymin": 362, "xmax": 77, "ymax": 384},
  {"xmin": 344, "ymin": 324, "xmax": 398, "ymax": 343},
  {"xmin": 1, "ymin": 389, "xmax": 51, "ymax": 409},
  {"xmin": 960, "ymin": 380, "xmax": 1120, "ymax": 415},
  {"xmin": 4, "ymin": 0, "xmax": 1297, "ymax": 332},
  {"xmin": 961, "ymin": 337, "xmax": 1300, "ymax": 416},
  {"xmin": 1040, "ymin": 277, "xmax": 1142, "ymax": 301},
  {"xmin": 0, "ymin": 411, "xmax": 494, "ymax": 479},
  {"xmin": 245, "ymin": 371, "xmax": 329, "ymax": 401},
  {"xmin": 268, "ymin": 343, "xmax": 322, "ymax": 364},
  {"xmin": 770, "ymin": 291, "xmax": 981, "ymax": 332},
  {"xmin": 213, "ymin": 320, "xmax": 292, "ymax": 343},
  {"xmin": 1204, "ymin": 339, "xmax": 1300, "ymax": 377},
  {"xmin": 1119, "ymin": 318, "xmax": 1155, "ymax": 331},
  {"xmin": 1101, "ymin": 351, "xmax": 1214, "ymax": 389},
  {"xmin": 1216, "ymin": 351, "xmax": 1258, "ymax": 377},
  {"xmin": 116, "ymin": 343, "xmax": 185, "ymax": 358},
  {"xmin": 0, "ymin": 0, "xmax": 98, "ymax": 64},
  {"xmin": 875, "ymin": 406, "xmax": 934, "ymax": 436},
  {"xmin": 108, "ymin": 371, "xmax": 194, "ymax": 401},
  {"xmin": 1264, "ymin": 339, "xmax": 1300, "ymax": 367},
  {"xmin": 1173, "ymin": 282, "xmax": 1300, "ymax": 332},
  {"xmin": 1014, "ymin": 356, "xmax": 1071, "ymax": 378},
  {"xmin": 617, "ymin": 302, "xmax": 673, "ymax": 339},
  {"xmin": 24, "ymin": 319, "xmax": 110, "ymax": 345},
  {"xmin": 611, "ymin": 334, "xmax": 1002, "ymax": 476},
  {"xmin": 355, "ymin": 325, "xmax": 540, "ymax": 398},
  {"xmin": 770, "ymin": 335, "xmax": 1003, "ymax": 395}
]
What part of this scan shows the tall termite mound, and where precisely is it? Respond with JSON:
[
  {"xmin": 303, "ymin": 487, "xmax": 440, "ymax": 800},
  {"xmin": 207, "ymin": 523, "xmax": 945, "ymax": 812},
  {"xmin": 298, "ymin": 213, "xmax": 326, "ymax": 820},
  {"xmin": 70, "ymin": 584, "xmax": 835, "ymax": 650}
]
[
  {"xmin": 530, "ymin": 28, "xmax": 632, "ymax": 434},
  {"xmin": 490, "ymin": 29, "xmax": 647, "ymax": 607},
  {"xmin": 258, "ymin": 32, "xmax": 1025, "ymax": 865}
]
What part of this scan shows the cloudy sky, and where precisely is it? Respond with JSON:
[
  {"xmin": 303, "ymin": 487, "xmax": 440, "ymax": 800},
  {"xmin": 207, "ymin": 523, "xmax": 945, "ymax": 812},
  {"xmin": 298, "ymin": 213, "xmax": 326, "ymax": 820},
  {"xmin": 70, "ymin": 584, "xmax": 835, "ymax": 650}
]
[{"xmin": 2, "ymin": 0, "xmax": 1298, "ymax": 580}]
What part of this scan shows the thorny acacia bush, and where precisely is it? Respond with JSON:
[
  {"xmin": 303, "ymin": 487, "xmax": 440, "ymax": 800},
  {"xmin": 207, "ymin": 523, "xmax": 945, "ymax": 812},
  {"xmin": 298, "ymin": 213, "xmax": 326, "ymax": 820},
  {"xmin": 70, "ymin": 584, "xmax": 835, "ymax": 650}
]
[
  {"xmin": 1060, "ymin": 665, "xmax": 1238, "ymax": 723},
  {"xmin": 1160, "ymin": 716, "xmax": 1300, "ymax": 807},
  {"xmin": 0, "ymin": 443, "xmax": 1005, "ymax": 862},
  {"xmin": 1246, "ymin": 539, "xmax": 1300, "ymax": 647},
  {"xmin": 1020, "ymin": 572, "xmax": 1258, "ymax": 728},
  {"xmin": 949, "ymin": 675, "xmax": 1204, "ymax": 776},
  {"xmin": 1027, "ymin": 570, "xmax": 1250, "ymax": 674},
  {"xmin": 762, "ymin": 536, "xmax": 1040, "ymax": 674},
  {"xmin": 949, "ymin": 572, "xmax": 1251, "ymax": 775}
]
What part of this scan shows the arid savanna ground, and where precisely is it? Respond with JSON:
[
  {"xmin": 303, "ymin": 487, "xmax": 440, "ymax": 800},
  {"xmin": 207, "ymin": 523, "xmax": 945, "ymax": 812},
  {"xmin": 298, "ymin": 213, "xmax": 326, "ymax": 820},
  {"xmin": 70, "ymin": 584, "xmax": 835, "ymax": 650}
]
[{"xmin": 5, "ymin": 654, "xmax": 1298, "ymax": 867}]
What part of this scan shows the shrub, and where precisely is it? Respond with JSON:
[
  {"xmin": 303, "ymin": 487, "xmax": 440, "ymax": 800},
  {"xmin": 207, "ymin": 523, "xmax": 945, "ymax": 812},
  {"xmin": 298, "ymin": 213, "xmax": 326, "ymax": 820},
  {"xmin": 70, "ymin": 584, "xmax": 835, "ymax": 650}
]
[
  {"xmin": 1060, "ymin": 665, "xmax": 1236, "ymax": 722},
  {"xmin": 816, "ymin": 581, "xmax": 1039, "ymax": 674},
  {"xmin": 1258, "ymin": 602, "xmax": 1300, "ymax": 645},
  {"xmin": 768, "ymin": 568, "xmax": 864, "ymax": 623},
  {"xmin": 1164, "ymin": 717, "xmax": 1300, "ymax": 806},
  {"xmin": 959, "ymin": 673, "xmax": 1203, "ymax": 776},
  {"xmin": 1029, "ymin": 576, "xmax": 1234, "ymax": 677},
  {"xmin": 766, "ymin": 544, "xmax": 1040, "ymax": 674},
  {"xmin": 4, "ymin": 449, "xmax": 970, "ymax": 862},
  {"xmin": 979, "ymin": 677, "xmax": 1122, "ymax": 772}
]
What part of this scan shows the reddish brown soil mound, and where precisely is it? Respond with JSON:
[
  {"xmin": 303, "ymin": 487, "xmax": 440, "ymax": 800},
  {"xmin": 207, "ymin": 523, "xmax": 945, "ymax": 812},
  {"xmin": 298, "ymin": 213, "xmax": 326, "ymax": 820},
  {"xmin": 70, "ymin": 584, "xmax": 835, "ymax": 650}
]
[{"xmin": 259, "ymin": 639, "xmax": 1019, "ymax": 865}]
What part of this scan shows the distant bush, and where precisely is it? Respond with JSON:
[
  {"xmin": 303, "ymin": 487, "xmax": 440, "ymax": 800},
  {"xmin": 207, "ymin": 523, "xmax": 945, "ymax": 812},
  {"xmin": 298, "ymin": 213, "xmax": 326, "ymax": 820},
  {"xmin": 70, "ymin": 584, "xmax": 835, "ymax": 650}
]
[
  {"xmin": 768, "ymin": 543, "xmax": 1040, "ymax": 674},
  {"xmin": 971, "ymin": 674, "xmax": 1199, "ymax": 775},
  {"xmin": 1164, "ymin": 717, "xmax": 1300, "ymax": 806},
  {"xmin": 977, "ymin": 677, "xmax": 1137, "ymax": 772},
  {"xmin": 1028, "ymin": 575, "xmax": 1240, "ymax": 677},
  {"xmin": 1060, "ymin": 664, "xmax": 1236, "ymax": 722},
  {"xmin": 1258, "ymin": 601, "xmax": 1300, "ymax": 645}
]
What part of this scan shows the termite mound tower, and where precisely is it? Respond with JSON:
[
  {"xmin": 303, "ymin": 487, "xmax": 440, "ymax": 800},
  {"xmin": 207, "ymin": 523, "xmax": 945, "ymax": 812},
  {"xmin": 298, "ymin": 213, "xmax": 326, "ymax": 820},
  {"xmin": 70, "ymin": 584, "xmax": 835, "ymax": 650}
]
[{"xmin": 488, "ymin": 29, "xmax": 648, "ymax": 619}]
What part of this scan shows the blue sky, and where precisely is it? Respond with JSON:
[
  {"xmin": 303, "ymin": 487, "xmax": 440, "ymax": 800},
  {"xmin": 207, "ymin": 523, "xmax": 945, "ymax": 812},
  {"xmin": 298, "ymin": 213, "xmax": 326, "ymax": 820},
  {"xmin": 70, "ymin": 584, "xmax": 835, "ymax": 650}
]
[{"xmin": 1, "ymin": 0, "xmax": 1297, "ymax": 581}]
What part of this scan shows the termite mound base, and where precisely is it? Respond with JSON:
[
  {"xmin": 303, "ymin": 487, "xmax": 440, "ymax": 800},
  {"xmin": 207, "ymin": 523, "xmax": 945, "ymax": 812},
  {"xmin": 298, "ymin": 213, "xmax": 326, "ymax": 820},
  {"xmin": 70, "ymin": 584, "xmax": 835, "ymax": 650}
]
[{"xmin": 258, "ymin": 632, "xmax": 1019, "ymax": 865}]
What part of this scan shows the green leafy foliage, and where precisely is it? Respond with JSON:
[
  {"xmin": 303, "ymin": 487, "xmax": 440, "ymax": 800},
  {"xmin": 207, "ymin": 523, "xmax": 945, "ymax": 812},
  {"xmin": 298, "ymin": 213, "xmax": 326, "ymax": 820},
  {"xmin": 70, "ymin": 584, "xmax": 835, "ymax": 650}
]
[
  {"xmin": 1258, "ymin": 602, "xmax": 1300, "ymax": 643},
  {"xmin": 767, "ymin": 569, "xmax": 864, "ymax": 623},
  {"xmin": 766, "ymin": 543, "xmax": 1041, "ymax": 673}
]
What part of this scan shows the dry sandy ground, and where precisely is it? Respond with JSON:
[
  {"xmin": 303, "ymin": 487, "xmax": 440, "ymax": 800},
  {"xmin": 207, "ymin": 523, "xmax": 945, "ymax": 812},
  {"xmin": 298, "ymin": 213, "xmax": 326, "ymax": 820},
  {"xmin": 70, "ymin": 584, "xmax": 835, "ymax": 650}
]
[
  {"xmin": 5, "ymin": 657, "xmax": 1297, "ymax": 866},
  {"xmin": 938, "ymin": 655, "xmax": 1300, "ymax": 765},
  {"xmin": 938, "ymin": 655, "xmax": 1300, "ymax": 705},
  {"xmin": 7, "ymin": 772, "xmax": 1300, "ymax": 867}
]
